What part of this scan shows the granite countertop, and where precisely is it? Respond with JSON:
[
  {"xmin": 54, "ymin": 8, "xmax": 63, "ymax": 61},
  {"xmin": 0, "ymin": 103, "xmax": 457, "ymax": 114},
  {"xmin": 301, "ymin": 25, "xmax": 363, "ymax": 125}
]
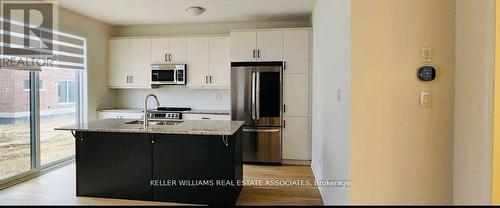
[
  {"xmin": 98, "ymin": 108, "xmax": 230, "ymax": 115},
  {"xmin": 55, "ymin": 118, "xmax": 244, "ymax": 136}
]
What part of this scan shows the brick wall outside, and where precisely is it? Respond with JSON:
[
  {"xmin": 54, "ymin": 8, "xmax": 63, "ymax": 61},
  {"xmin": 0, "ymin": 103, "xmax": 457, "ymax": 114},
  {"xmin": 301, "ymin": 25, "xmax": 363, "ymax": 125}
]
[
  {"xmin": 0, "ymin": 70, "xmax": 30, "ymax": 112},
  {"xmin": 0, "ymin": 68, "xmax": 76, "ymax": 114}
]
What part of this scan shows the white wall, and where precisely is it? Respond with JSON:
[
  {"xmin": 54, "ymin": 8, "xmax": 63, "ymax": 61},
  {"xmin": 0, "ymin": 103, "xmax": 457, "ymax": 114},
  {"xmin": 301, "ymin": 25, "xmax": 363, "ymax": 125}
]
[
  {"xmin": 115, "ymin": 87, "xmax": 230, "ymax": 110},
  {"xmin": 311, "ymin": 0, "xmax": 351, "ymax": 204},
  {"xmin": 113, "ymin": 20, "xmax": 311, "ymax": 37},
  {"xmin": 454, "ymin": 0, "xmax": 495, "ymax": 204},
  {"xmin": 58, "ymin": 7, "xmax": 115, "ymax": 121}
]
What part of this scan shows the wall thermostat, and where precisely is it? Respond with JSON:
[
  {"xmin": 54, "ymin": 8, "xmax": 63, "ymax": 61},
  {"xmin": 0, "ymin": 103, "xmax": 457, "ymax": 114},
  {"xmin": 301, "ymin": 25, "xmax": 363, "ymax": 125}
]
[{"xmin": 418, "ymin": 66, "xmax": 436, "ymax": 81}]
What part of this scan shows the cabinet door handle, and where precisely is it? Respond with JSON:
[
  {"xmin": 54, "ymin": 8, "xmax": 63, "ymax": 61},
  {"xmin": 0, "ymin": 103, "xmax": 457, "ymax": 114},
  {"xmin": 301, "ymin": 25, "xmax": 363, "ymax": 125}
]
[
  {"xmin": 253, "ymin": 50, "xmax": 256, "ymax": 58},
  {"xmin": 165, "ymin": 54, "xmax": 168, "ymax": 62},
  {"xmin": 209, "ymin": 76, "xmax": 212, "ymax": 83},
  {"xmin": 205, "ymin": 76, "xmax": 208, "ymax": 84},
  {"xmin": 169, "ymin": 54, "xmax": 172, "ymax": 62},
  {"xmin": 130, "ymin": 76, "xmax": 133, "ymax": 83},
  {"xmin": 284, "ymin": 61, "xmax": 287, "ymax": 70},
  {"xmin": 126, "ymin": 76, "xmax": 129, "ymax": 83},
  {"xmin": 201, "ymin": 117, "xmax": 210, "ymax": 120},
  {"xmin": 257, "ymin": 50, "xmax": 261, "ymax": 58},
  {"xmin": 283, "ymin": 104, "xmax": 286, "ymax": 113}
]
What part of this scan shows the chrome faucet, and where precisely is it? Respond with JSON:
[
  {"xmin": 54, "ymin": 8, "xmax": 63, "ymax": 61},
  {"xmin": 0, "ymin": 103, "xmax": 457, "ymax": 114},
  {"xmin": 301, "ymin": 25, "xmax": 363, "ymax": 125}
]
[{"xmin": 144, "ymin": 94, "xmax": 160, "ymax": 128}]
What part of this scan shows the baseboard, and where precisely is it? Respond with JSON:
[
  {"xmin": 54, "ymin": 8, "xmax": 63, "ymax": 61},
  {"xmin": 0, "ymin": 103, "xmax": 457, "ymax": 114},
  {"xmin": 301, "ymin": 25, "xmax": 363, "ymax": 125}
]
[{"xmin": 282, "ymin": 159, "xmax": 311, "ymax": 166}]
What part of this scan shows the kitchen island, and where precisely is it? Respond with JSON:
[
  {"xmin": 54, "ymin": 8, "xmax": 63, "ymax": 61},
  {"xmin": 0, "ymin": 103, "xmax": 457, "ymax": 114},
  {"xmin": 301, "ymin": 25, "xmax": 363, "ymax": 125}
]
[{"xmin": 55, "ymin": 119, "xmax": 244, "ymax": 206}]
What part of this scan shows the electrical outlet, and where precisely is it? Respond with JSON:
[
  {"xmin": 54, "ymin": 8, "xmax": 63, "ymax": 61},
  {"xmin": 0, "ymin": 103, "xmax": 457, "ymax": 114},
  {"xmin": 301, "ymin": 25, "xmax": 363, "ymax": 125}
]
[
  {"xmin": 421, "ymin": 47, "xmax": 432, "ymax": 63},
  {"xmin": 420, "ymin": 91, "xmax": 432, "ymax": 108}
]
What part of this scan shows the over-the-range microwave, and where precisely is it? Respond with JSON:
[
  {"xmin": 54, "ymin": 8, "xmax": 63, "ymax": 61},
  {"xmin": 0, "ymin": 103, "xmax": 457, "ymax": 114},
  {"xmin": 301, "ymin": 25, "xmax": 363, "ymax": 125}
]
[{"xmin": 151, "ymin": 64, "xmax": 186, "ymax": 85}]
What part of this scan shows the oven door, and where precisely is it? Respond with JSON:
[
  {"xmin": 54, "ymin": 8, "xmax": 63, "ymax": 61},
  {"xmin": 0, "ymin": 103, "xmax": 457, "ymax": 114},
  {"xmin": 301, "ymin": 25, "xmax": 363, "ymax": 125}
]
[{"xmin": 151, "ymin": 69, "xmax": 176, "ymax": 84}]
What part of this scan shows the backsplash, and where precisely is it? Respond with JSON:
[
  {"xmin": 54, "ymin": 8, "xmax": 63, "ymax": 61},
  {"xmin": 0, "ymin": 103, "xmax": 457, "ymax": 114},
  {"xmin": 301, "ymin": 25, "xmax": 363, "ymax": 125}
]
[{"xmin": 114, "ymin": 87, "xmax": 230, "ymax": 110}]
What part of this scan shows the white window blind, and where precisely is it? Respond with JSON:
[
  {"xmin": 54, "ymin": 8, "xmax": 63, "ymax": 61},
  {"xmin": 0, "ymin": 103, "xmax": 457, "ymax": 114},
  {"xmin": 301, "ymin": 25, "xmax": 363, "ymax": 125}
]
[{"xmin": 0, "ymin": 17, "xmax": 86, "ymax": 70}]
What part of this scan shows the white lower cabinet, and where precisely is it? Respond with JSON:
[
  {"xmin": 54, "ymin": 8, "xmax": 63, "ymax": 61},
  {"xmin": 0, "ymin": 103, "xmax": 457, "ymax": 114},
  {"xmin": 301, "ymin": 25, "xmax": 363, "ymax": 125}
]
[
  {"xmin": 182, "ymin": 114, "xmax": 231, "ymax": 121},
  {"xmin": 283, "ymin": 116, "xmax": 311, "ymax": 161},
  {"xmin": 98, "ymin": 112, "xmax": 143, "ymax": 120}
]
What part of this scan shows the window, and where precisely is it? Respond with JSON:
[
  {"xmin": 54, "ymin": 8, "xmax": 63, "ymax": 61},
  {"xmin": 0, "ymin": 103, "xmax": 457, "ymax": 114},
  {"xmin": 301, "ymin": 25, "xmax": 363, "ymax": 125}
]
[
  {"xmin": 58, "ymin": 80, "xmax": 76, "ymax": 103},
  {"xmin": 0, "ymin": 70, "xmax": 32, "ymax": 181},
  {"xmin": 0, "ymin": 15, "xmax": 87, "ymax": 188},
  {"xmin": 23, "ymin": 79, "xmax": 45, "ymax": 91}
]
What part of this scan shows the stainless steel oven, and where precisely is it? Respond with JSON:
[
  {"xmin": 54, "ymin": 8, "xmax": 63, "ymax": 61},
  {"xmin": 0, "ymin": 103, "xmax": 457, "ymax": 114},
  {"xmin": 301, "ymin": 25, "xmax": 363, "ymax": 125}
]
[{"xmin": 151, "ymin": 64, "xmax": 186, "ymax": 85}]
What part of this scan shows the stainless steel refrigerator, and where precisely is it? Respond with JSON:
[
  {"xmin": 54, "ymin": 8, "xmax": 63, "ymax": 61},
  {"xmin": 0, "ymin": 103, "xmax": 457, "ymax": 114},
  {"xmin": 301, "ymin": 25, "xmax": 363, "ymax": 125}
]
[{"xmin": 231, "ymin": 62, "xmax": 283, "ymax": 164}]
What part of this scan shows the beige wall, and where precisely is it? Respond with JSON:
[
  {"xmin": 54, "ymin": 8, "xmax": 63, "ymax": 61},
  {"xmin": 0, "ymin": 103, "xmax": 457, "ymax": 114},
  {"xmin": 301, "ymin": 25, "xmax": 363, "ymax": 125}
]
[
  {"xmin": 112, "ymin": 20, "xmax": 311, "ymax": 37},
  {"xmin": 350, "ymin": 0, "xmax": 455, "ymax": 204},
  {"xmin": 57, "ymin": 7, "xmax": 115, "ymax": 121},
  {"xmin": 454, "ymin": 0, "xmax": 495, "ymax": 204}
]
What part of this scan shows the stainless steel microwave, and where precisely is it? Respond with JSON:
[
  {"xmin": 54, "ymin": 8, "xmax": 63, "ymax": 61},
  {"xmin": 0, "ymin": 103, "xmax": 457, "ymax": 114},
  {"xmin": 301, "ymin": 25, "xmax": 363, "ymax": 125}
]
[{"xmin": 151, "ymin": 64, "xmax": 186, "ymax": 85}]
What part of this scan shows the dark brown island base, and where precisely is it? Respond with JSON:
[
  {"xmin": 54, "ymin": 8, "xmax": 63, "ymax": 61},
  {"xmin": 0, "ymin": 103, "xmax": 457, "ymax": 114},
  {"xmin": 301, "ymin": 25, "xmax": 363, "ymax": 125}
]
[{"xmin": 56, "ymin": 119, "xmax": 244, "ymax": 206}]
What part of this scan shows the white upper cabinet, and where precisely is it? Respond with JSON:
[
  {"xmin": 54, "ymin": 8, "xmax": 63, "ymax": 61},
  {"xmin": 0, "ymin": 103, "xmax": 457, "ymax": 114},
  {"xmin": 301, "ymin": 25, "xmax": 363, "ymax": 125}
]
[
  {"xmin": 186, "ymin": 36, "xmax": 230, "ymax": 88},
  {"xmin": 151, "ymin": 38, "xmax": 186, "ymax": 64},
  {"xmin": 186, "ymin": 37, "xmax": 209, "ymax": 88},
  {"xmin": 230, "ymin": 31, "xmax": 257, "ymax": 62},
  {"xmin": 230, "ymin": 29, "xmax": 284, "ymax": 62},
  {"xmin": 129, "ymin": 39, "xmax": 151, "ymax": 88},
  {"xmin": 283, "ymin": 29, "xmax": 310, "ymax": 74},
  {"xmin": 108, "ymin": 39, "xmax": 130, "ymax": 88},
  {"xmin": 151, "ymin": 38, "xmax": 170, "ymax": 64},
  {"xmin": 208, "ymin": 37, "xmax": 230, "ymax": 87},
  {"xmin": 256, "ymin": 30, "xmax": 283, "ymax": 61},
  {"xmin": 168, "ymin": 38, "xmax": 187, "ymax": 63},
  {"xmin": 108, "ymin": 39, "xmax": 151, "ymax": 89}
]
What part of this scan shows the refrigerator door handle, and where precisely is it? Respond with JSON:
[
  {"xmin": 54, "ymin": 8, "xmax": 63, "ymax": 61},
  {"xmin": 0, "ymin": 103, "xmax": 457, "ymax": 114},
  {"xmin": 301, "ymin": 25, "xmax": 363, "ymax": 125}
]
[
  {"xmin": 243, "ymin": 128, "xmax": 281, "ymax": 133},
  {"xmin": 256, "ymin": 72, "xmax": 261, "ymax": 120},
  {"xmin": 251, "ymin": 71, "xmax": 256, "ymax": 120}
]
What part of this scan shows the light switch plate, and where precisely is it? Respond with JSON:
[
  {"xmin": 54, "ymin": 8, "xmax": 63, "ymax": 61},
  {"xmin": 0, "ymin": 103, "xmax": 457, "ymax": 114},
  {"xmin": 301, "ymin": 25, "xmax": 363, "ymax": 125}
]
[
  {"xmin": 421, "ymin": 47, "xmax": 432, "ymax": 64},
  {"xmin": 337, "ymin": 89, "xmax": 343, "ymax": 102},
  {"xmin": 420, "ymin": 91, "xmax": 432, "ymax": 108}
]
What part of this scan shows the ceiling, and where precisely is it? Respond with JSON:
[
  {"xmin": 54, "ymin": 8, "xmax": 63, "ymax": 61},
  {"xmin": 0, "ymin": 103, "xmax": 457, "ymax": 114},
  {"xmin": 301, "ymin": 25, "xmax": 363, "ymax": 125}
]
[{"xmin": 57, "ymin": 0, "xmax": 317, "ymax": 26}]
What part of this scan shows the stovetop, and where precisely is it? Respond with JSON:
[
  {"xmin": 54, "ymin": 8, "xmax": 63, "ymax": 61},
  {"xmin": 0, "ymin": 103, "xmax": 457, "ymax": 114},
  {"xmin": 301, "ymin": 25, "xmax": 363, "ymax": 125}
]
[{"xmin": 149, "ymin": 107, "xmax": 191, "ymax": 120}]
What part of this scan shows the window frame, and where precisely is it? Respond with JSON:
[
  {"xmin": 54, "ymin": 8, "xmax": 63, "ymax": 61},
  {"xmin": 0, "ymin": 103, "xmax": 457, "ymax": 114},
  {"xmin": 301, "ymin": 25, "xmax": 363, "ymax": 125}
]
[
  {"xmin": 57, "ymin": 80, "xmax": 77, "ymax": 104},
  {"xmin": 23, "ymin": 79, "xmax": 46, "ymax": 91}
]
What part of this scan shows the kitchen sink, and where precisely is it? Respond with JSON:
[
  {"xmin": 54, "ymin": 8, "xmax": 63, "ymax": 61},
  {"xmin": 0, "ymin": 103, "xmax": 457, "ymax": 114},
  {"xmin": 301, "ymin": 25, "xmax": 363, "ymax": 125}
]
[
  {"xmin": 125, "ymin": 120, "xmax": 145, "ymax": 125},
  {"xmin": 125, "ymin": 120, "xmax": 183, "ymax": 125},
  {"xmin": 154, "ymin": 120, "xmax": 184, "ymax": 125}
]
